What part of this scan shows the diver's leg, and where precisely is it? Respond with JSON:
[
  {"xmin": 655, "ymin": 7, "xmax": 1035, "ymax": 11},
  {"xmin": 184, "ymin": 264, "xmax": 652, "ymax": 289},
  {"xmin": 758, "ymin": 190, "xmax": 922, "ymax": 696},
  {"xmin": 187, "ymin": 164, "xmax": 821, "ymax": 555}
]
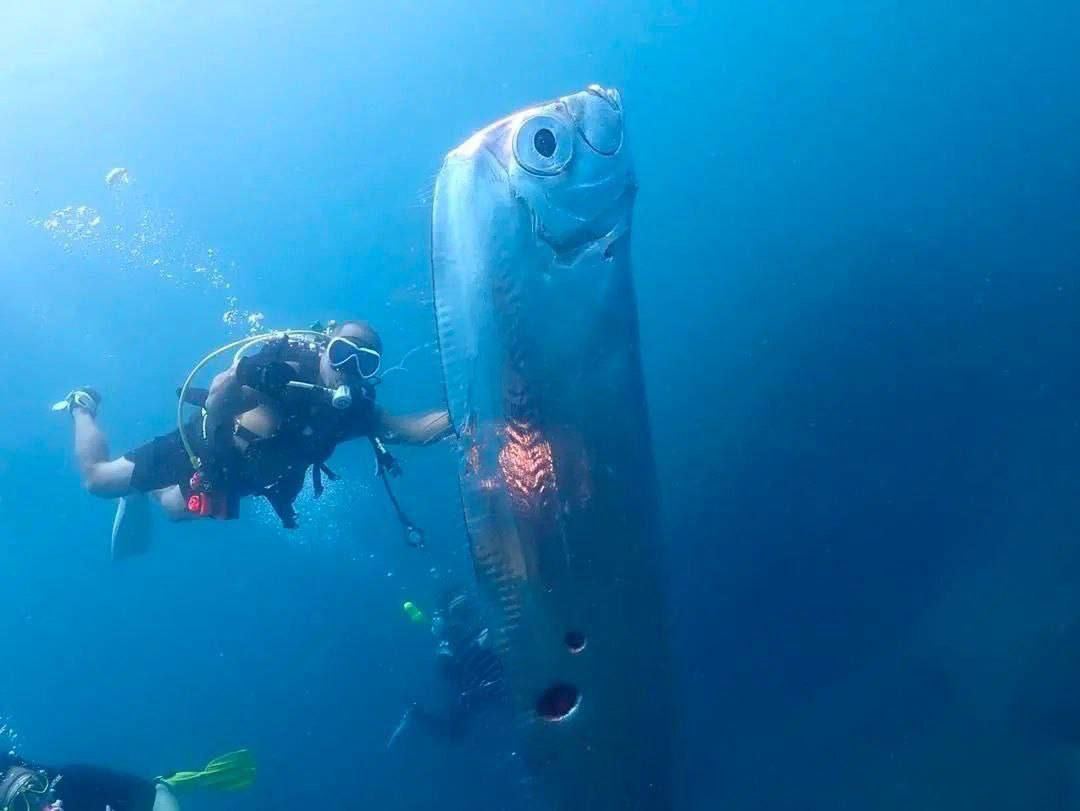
[
  {"xmin": 150, "ymin": 486, "xmax": 198, "ymax": 522},
  {"xmin": 109, "ymin": 428, "xmax": 200, "ymax": 526},
  {"xmin": 152, "ymin": 783, "xmax": 181, "ymax": 811},
  {"xmin": 72, "ymin": 409, "xmax": 135, "ymax": 497}
]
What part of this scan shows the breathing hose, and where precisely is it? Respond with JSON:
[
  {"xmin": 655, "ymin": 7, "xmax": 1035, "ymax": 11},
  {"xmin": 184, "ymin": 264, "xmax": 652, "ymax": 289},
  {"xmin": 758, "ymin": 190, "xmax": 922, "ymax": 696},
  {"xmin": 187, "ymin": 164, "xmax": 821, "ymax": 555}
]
[{"xmin": 177, "ymin": 330, "xmax": 329, "ymax": 469}]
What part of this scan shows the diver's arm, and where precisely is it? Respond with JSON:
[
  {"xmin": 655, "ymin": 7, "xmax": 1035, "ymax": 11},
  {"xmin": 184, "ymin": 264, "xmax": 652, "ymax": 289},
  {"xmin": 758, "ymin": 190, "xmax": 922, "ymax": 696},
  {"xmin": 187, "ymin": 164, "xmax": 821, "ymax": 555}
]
[
  {"xmin": 373, "ymin": 407, "xmax": 453, "ymax": 446},
  {"xmin": 204, "ymin": 353, "xmax": 294, "ymax": 435},
  {"xmin": 202, "ymin": 367, "xmax": 252, "ymax": 437},
  {"xmin": 204, "ymin": 367, "xmax": 243, "ymax": 414}
]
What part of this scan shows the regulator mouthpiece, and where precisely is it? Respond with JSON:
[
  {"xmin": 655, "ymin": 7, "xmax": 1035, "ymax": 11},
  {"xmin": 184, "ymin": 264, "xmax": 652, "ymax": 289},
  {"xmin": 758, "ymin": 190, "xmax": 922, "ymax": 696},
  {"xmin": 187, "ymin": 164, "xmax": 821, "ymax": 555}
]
[{"xmin": 330, "ymin": 385, "xmax": 353, "ymax": 410}]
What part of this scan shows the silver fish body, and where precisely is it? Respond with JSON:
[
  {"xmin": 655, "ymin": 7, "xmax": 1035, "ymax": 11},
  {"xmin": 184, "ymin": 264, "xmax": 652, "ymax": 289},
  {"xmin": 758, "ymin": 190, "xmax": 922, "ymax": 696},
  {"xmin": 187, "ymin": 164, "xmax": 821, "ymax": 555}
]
[{"xmin": 431, "ymin": 85, "xmax": 674, "ymax": 810}]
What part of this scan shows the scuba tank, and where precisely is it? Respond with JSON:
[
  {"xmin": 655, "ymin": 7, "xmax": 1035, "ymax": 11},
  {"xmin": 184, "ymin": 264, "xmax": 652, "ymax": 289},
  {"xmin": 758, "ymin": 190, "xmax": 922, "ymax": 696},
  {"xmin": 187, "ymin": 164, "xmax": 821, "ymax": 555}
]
[{"xmin": 0, "ymin": 766, "xmax": 52, "ymax": 811}]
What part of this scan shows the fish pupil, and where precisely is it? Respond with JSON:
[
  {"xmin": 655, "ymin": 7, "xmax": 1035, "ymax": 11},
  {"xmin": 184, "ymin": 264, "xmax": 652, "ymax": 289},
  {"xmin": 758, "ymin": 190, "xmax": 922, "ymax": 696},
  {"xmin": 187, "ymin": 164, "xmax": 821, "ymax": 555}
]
[{"xmin": 534, "ymin": 128, "xmax": 557, "ymax": 158}]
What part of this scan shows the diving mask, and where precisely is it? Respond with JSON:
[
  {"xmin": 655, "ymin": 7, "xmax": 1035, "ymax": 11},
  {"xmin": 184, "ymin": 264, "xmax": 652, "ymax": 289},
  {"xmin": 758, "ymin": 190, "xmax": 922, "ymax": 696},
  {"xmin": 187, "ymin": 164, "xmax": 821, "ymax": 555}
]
[{"xmin": 327, "ymin": 336, "xmax": 381, "ymax": 379}]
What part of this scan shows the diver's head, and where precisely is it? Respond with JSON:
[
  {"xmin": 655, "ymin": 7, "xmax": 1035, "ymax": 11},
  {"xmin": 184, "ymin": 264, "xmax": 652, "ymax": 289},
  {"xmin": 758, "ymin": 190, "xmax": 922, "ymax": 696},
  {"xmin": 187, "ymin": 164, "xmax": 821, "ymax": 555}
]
[{"xmin": 321, "ymin": 320, "xmax": 382, "ymax": 386}]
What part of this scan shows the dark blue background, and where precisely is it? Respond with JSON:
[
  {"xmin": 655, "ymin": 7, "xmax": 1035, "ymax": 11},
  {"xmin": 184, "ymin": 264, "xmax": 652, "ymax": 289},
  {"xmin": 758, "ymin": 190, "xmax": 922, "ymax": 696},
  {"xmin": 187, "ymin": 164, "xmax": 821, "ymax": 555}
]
[{"xmin": 2, "ymin": 2, "xmax": 1079, "ymax": 808}]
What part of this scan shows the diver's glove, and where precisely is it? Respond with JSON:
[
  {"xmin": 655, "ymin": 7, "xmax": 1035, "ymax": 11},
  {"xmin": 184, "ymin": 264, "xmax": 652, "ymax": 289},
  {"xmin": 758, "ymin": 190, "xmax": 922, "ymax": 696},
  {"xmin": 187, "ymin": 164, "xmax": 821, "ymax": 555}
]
[
  {"xmin": 51, "ymin": 387, "xmax": 101, "ymax": 418},
  {"xmin": 235, "ymin": 356, "xmax": 296, "ymax": 395}
]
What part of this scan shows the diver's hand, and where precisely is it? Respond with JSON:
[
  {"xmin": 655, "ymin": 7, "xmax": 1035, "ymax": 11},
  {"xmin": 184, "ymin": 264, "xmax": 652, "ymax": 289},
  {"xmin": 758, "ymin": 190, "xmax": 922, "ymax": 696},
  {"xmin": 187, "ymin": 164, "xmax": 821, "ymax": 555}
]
[{"xmin": 236, "ymin": 357, "xmax": 296, "ymax": 394}]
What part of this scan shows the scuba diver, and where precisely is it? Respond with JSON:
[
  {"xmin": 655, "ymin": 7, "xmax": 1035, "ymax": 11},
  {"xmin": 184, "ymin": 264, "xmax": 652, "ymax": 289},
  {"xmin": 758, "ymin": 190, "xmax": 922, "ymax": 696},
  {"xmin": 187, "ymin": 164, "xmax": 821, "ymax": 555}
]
[
  {"xmin": 55, "ymin": 320, "xmax": 451, "ymax": 557},
  {"xmin": 388, "ymin": 588, "xmax": 506, "ymax": 748},
  {"xmin": 0, "ymin": 748, "xmax": 254, "ymax": 811}
]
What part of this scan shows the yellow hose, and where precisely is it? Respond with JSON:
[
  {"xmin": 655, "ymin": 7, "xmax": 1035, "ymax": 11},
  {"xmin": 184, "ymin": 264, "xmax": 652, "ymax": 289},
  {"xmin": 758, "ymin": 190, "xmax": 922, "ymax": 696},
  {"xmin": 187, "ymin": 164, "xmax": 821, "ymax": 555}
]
[{"xmin": 177, "ymin": 330, "xmax": 328, "ymax": 468}]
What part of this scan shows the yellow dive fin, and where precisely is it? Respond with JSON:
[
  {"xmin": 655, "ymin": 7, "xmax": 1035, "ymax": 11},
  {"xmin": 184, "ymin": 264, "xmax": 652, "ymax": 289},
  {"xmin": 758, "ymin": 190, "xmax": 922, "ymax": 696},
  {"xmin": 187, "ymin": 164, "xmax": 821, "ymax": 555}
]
[{"xmin": 159, "ymin": 749, "xmax": 256, "ymax": 792}]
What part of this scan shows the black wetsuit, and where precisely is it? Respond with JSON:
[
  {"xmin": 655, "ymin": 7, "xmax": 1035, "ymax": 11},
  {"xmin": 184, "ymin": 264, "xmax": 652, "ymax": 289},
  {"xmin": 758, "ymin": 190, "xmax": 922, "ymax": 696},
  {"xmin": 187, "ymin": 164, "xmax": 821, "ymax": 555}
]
[
  {"xmin": 122, "ymin": 415, "xmax": 205, "ymax": 495},
  {"xmin": 122, "ymin": 337, "xmax": 376, "ymax": 526},
  {"xmin": 0, "ymin": 754, "xmax": 157, "ymax": 811}
]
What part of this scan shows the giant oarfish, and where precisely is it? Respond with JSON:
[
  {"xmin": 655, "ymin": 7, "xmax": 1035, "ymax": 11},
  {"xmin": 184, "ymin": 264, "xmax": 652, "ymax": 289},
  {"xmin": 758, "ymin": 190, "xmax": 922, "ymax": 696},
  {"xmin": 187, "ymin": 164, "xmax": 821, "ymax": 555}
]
[{"xmin": 430, "ymin": 86, "xmax": 674, "ymax": 809}]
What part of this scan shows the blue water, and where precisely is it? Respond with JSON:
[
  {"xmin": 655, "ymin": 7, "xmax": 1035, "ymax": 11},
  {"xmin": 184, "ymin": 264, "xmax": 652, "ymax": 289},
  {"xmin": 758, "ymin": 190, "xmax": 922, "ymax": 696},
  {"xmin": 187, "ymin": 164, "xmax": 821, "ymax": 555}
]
[{"xmin": 2, "ymin": 2, "xmax": 1079, "ymax": 809}]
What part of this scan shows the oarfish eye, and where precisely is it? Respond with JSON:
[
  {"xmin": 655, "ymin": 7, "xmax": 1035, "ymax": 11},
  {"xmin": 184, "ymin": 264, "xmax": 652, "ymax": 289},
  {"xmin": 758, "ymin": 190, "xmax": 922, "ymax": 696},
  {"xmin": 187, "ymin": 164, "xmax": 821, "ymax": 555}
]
[
  {"xmin": 534, "ymin": 127, "xmax": 557, "ymax": 157},
  {"xmin": 513, "ymin": 114, "xmax": 573, "ymax": 176}
]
